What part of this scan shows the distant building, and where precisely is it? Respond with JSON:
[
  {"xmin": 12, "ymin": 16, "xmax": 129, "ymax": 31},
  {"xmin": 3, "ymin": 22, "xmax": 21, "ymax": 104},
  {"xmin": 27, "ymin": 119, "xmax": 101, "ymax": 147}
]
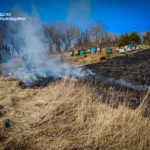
[
  {"xmin": 119, "ymin": 48, "xmax": 126, "ymax": 53},
  {"xmin": 106, "ymin": 49, "xmax": 112, "ymax": 54},
  {"xmin": 80, "ymin": 49, "xmax": 86, "ymax": 54},
  {"xmin": 92, "ymin": 48, "xmax": 97, "ymax": 52}
]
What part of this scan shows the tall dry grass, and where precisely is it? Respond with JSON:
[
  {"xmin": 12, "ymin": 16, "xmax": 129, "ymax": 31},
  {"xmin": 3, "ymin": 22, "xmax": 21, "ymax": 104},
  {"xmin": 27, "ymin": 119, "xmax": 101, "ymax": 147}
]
[{"xmin": 0, "ymin": 76, "xmax": 150, "ymax": 150}]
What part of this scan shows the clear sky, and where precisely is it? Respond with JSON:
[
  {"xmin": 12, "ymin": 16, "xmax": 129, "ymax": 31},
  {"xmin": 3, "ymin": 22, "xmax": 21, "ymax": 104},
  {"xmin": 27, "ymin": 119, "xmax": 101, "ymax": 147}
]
[{"xmin": 0, "ymin": 0, "xmax": 150, "ymax": 33}]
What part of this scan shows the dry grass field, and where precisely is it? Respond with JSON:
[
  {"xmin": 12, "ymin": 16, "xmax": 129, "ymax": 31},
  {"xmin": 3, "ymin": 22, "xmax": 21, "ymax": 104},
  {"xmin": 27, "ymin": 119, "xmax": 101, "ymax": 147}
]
[{"xmin": 0, "ymin": 76, "xmax": 150, "ymax": 150}]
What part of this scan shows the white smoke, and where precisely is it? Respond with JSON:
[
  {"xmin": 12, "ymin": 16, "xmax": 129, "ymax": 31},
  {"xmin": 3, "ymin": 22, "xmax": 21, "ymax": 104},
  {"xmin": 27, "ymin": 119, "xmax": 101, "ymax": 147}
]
[
  {"xmin": 5, "ymin": 10, "xmax": 93, "ymax": 83},
  {"xmin": 67, "ymin": 0, "xmax": 91, "ymax": 28},
  {"xmin": 3, "ymin": 9, "xmax": 150, "ymax": 91},
  {"xmin": 95, "ymin": 75, "xmax": 150, "ymax": 91}
]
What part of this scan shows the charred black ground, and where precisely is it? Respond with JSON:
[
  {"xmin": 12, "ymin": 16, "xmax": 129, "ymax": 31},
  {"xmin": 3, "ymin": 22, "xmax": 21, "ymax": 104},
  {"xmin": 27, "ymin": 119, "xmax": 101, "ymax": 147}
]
[
  {"xmin": 86, "ymin": 49, "xmax": 150, "ymax": 86},
  {"xmin": 18, "ymin": 76, "xmax": 62, "ymax": 88},
  {"xmin": 21, "ymin": 49, "xmax": 150, "ymax": 89},
  {"xmin": 83, "ymin": 49, "xmax": 150, "ymax": 110},
  {"xmin": 15, "ymin": 49, "xmax": 150, "ymax": 110}
]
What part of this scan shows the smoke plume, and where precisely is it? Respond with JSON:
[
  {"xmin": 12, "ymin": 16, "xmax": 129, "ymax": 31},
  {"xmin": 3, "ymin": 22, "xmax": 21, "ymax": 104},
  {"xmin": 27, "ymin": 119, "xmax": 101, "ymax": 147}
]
[{"xmin": 4, "ymin": 10, "xmax": 93, "ymax": 83}]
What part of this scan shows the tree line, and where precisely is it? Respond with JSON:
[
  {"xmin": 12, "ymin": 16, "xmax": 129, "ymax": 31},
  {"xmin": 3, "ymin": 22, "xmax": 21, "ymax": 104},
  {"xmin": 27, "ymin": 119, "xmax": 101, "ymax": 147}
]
[
  {"xmin": 0, "ymin": 21, "xmax": 150, "ymax": 57},
  {"xmin": 119, "ymin": 31, "xmax": 150, "ymax": 47},
  {"xmin": 43, "ymin": 22, "xmax": 122, "ymax": 52},
  {"xmin": 0, "ymin": 21, "xmax": 121, "ymax": 55},
  {"xmin": 143, "ymin": 31, "xmax": 150, "ymax": 45},
  {"xmin": 119, "ymin": 32, "xmax": 141, "ymax": 46}
]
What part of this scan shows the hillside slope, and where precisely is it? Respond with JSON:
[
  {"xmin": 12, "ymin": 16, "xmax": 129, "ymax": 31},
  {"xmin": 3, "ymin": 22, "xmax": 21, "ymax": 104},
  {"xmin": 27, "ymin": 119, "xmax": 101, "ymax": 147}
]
[{"xmin": 0, "ymin": 77, "xmax": 150, "ymax": 150}]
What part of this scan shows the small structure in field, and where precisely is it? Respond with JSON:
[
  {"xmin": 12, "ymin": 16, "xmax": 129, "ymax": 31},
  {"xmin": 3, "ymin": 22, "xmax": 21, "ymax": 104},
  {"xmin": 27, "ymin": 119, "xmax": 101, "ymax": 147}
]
[
  {"xmin": 119, "ymin": 48, "xmax": 126, "ymax": 53},
  {"xmin": 136, "ymin": 45, "xmax": 141, "ymax": 50},
  {"xmin": 92, "ymin": 48, "xmax": 97, "ymax": 52},
  {"xmin": 97, "ymin": 48, "xmax": 101, "ymax": 51},
  {"xmin": 80, "ymin": 49, "xmax": 86, "ymax": 54},
  {"xmin": 106, "ymin": 49, "xmax": 112, "ymax": 54},
  {"xmin": 131, "ymin": 46, "xmax": 136, "ymax": 51},
  {"xmin": 128, "ymin": 45, "xmax": 131, "ymax": 48}
]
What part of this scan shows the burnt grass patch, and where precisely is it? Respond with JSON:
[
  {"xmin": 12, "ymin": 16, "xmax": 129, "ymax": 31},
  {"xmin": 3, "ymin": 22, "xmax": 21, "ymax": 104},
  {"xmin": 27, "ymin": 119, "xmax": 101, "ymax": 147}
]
[
  {"xmin": 18, "ymin": 76, "xmax": 62, "ymax": 89},
  {"xmin": 17, "ymin": 49, "xmax": 150, "ymax": 111},
  {"xmin": 86, "ymin": 49, "xmax": 150, "ymax": 86},
  {"xmin": 85, "ymin": 49, "xmax": 150, "ymax": 109}
]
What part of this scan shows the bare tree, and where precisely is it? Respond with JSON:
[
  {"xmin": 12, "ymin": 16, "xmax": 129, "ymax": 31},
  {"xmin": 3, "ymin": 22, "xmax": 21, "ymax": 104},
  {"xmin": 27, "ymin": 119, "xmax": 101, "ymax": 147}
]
[
  {"xmin": 44, "ymin": 22, "xmax": 80, "ymax": 52},
  {"xmin": 63, "ymin": 25, "xmax": 80, "ymax": 51},
  {"xmin": 74, "ymin": 29, "xmax": 91, "ymax": 50},
  {"xmin": 89, "ymin": 22, "xmax": 104, "ymax": 48},
  {"xmin": 101, "ymin": 32, "xmax": 120, "ymax": 48}
]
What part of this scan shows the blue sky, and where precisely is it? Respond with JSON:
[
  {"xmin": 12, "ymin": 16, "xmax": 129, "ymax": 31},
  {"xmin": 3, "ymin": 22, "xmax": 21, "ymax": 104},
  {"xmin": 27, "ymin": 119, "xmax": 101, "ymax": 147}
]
[{"xmin": 0, "ymin": 0, "xmax": 150, "ymax": 33}]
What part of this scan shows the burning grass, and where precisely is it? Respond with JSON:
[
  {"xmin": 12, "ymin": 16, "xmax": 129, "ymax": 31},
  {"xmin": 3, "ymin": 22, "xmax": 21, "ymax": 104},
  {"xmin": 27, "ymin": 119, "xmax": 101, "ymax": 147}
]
[{"xmin": 0, "ymin": 76, "xmax": 150, "ymax": 150}]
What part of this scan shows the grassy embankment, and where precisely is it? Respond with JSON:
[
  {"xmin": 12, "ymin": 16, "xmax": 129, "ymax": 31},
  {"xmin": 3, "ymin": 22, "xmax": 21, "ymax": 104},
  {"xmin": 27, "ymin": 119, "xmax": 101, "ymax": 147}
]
[{"xmin": 0, "ymin": 76, "xmax": 150, "ymax": 150}]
